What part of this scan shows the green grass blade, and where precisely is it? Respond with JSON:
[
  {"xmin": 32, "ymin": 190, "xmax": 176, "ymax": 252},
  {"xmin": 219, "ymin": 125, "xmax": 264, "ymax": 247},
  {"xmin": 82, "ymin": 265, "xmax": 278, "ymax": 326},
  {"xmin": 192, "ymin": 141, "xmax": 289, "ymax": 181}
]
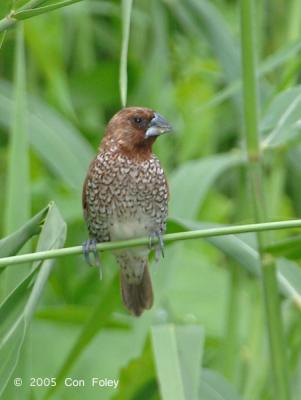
[
  {"xmin": 259, "ymin": 40, "xmax": 301, "ymax": 76},
  {"xmin": 113, "ymin": 336, "xmax": 156, "ymax": 400},
  {"xmin": 169, "ymin": 217, "xmax": 301, "ymax": 306},
  {"xmin": 5, "ymin": 25, "xmax": 29, "ymax": 235},
  {"xmin": 152, "ymin": 325, "xmax": 186, "ymax": 400},
  {"xmin": 0, "ymin": 270, "xmax": 38, "ymax": 332},
  {"xmin": 199, "ymin": 369, "xmax": 241, "ymax": 400},
  {"xmin": 197, "ymin": 39, "xmax": 301, "ymax": 113},
  {"xmin": 166, "ymin": 0, "xmax": 241, "ymax": 110},
  {"xmin": 46, "ymin": 273, "xmax": 120, "ymax": 397},
  {"xmin": 119, "ymin": 0, "xmax": 133, "ymax": 107},
  {"xmin": 0, "ymin": 206, "xmax": 48, "ymax": 260},
  {"xmin": 20, "ymin": 0, "xmax": 49, "ymax": 10},
  {"xmin": 171, "ymin": 0, "xmax": 242, "ymax": 111},
  {"xmin": 261, "ymin": 86, "xmax": 301, "ymax": 148},
  {"xmin": 3, "ymin": 24, "xmax": 30, "ymax": 297},
  {"xmin": 187, "ymin": 0, "xmax": 240, "ymax": 84},
  {"xmin": 277, "ymin": 259, "xmax": 301, "ymax": 306},
  {"xmin": 25, "ymin": 15, "xmax": 77, "ymax": 120},
  {"xmin": 13, "ymin": 0, "xmax": 83, "ymax": 20},
  {"xmin": 168, "ymin": 218, "xmax": 259, "ymax": 275},
  {"xmin": 169, "ymin": 152, "xmax": 242, "ymax": 219},
  {"xmin": 169, "ymin": 0, "xmax": 241, "ymax": 86},
  {"xmin": 0, "ymin": 80, "xmax": 94, "ymax": 189},
  {"xmin": 265, "ymin": 234, "xmax": 301, "ymax": 259},
  {"xmin": 151, "ymin": 324, "xmax": 204, "ymax": 400},
  {"xmin": 175, "ymin": 326, "xmax": 204, "ymax": 400},
  {"xmin": 240, "ymin": 0, "xmax": 290, "ymax": 394},
  {"xmin": 0, "ymin": 202, "xmax": 67, "ymax": 396},
  {"xmin": 25, "ymin": 205, "xmax": 67, "ymax": 318},
  {"xmin": 0, "ymin": 31, "xmax": 6, "ymax": 49},
  {"xmin": 35, "ymin": 305, "xmax": 131, "ymax": 330}
]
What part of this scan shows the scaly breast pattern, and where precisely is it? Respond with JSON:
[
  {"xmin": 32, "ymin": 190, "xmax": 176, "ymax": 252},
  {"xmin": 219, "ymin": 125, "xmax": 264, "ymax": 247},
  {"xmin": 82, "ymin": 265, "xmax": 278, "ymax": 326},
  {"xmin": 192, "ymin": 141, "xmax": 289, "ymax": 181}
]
[{"xmin": 84, "ymin": 150, "xmax": 168, "ymax": 244}]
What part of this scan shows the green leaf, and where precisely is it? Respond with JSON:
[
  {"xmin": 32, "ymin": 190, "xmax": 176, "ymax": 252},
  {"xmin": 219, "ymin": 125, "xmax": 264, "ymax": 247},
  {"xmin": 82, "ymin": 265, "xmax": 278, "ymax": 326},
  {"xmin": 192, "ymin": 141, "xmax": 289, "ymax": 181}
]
[
  {"xmin": 170, "ymin": 0, "xmax": 241, "ymax": 111},
  {"xmin": 197, "ymin": 39, "xmax": 301, "ymax": 113},
  {"xmin": 0, "ymin": 206, "xmax": 48, "ymax": 260},
  {"xmin": 259, "ymin": 40, "xmax": 301, "ymax": 77},
  {"xmin": 3, "ymin": 24, "xmax": 31, "ymax": 296},
  {"xmin": 0, "ymin": 202, "xmax": 67, "ymax": 396},
  {"xmin": 113, "ymin": 336, "xmax": 158, "ymax": 400},
  {"xmin": 168, "ymin": 218, "xmax": 260, "ymax": 276},
  {"xmin": 13, "ymin": 0, "xmax": 83, "ymax": 20},
  {"xmin": 35, "ymin": 305, "xmax": 131, "ymax": 330},
  {"xmin": 169, "ymin": 152, "xmax": 242, "ymax": 219},
  {"xmin": 187, "ymin": 0, "xmax": 240, "ymax": 84},
  {"xmin": 199, "ymin": 369, "xmax": 241, "ymax": 400},
  {"xmin": 119, "ymin": 0, "xmax": 133, "ymax": 107},
  {"xmin": 261, "ymin": 86, "xmax": 301, "ymax": 148},
  {"xmin": 47, "ymin": 273, "xmax": 121, "ymax": 396},
  {"xmin": 0, "ymin": 31, "xmax": 7, "ymax": 50},
  {"xmin": 0, "ymin": 0, "xmax": 12, "ymax": 18},
  {"xmin": 5, "ymin": 25, "xmax": 30, "ymax": 235},
  {"xmin": 175, "ymin": 326, "xmax": 204, "ymax": 400},
  {"xmin": 24, "ymin": 14, "xmax": 77, "ymax": 120},
  {"xmin": 151, "ymin": 324, "xmax": 204, "ymax": 400},
  {"xmin": 169, "ymin": 217, "xmax": 301, "ymax": 305},
  {"xmin": 265, "ymin": 234, "xmax": 301, "ymax": 259},
  {"xmin": 0, "ymin": 80, "xmax": 94, "ymax": 189},
  {"xmin": 35, "ymin": 305, "xmax": 91, "ymax": 324},
  {"xmin": 277, "ymin": 259, "xmax": 301, "ymax": 306},
  {"xmin": 0, "ymin": 270, "xmax": 38, "ymax": 352}
]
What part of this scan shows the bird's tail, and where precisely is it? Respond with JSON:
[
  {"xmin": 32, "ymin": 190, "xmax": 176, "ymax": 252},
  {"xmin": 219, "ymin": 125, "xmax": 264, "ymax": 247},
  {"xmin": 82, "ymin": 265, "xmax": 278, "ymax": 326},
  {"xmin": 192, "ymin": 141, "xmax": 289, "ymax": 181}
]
[{"xmin": 120, "ymin": 263, "xmax": 153, "ymax": 317}]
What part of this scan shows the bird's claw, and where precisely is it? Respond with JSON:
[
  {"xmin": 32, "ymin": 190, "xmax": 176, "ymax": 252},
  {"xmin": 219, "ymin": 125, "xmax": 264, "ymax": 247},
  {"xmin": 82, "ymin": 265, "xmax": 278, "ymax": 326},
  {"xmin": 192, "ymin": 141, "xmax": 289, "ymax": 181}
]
[
  {"xmin": 82, "ymin": 238, "xmax": 103, "ymax": 279},
  {"xmin": 149, "ymin": 231, "xmax": 165, "ymax": 261}
]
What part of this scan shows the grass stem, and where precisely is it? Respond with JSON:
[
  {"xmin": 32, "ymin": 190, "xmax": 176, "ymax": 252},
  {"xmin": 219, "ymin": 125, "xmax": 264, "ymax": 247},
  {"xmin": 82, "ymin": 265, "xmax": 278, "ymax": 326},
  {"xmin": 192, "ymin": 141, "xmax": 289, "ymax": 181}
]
[
  {"xmin": 240, "ymin": 0, "xmax": 290, "ymax": 398},
  {"xmin": 1, "ymin": 219, "xmax": 301, "ymax": 267}
]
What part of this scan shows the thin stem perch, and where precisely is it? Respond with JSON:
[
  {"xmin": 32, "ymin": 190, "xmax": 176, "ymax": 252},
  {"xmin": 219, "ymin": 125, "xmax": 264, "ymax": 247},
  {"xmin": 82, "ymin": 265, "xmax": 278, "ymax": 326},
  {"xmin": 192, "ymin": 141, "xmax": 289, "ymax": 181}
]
[{"xmin": 0, "ymin": 219, "xmax": 301, "ymax": 267}]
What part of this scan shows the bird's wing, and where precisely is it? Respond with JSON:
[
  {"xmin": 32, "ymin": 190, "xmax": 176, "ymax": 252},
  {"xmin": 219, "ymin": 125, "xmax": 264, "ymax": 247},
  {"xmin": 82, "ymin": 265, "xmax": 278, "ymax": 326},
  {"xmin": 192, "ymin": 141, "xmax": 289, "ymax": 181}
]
[
  {"xmin": 82, "ymin": 157, "xmax": 97, "ymax": 222},
  {"xmin": 82, "ymin": 156, "xmax": 111, "ymax": 242}
]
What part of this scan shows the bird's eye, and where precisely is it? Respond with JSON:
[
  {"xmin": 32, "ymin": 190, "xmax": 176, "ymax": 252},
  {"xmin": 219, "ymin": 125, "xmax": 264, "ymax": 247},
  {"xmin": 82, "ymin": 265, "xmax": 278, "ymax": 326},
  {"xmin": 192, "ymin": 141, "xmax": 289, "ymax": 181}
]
[{"xmin": 134, "ymin": 117, "xmax": 142, "ymax": 124}]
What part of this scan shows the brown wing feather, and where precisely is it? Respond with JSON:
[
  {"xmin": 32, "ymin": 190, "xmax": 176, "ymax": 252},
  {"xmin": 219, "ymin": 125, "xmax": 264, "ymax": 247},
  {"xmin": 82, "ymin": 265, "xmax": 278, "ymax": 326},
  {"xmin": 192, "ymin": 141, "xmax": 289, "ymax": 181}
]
[
  {"xmin": 82, "ymin": 158, "xmax": 98, "ymax": 222},
  {"xmin": 83, "ymin": 155, "xmax": 111, "ymax": 242}
]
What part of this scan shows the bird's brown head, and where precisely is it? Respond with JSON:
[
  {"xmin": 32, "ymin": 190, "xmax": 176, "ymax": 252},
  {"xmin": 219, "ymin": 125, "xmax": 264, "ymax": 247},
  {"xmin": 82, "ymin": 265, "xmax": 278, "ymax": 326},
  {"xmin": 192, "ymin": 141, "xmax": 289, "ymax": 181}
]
[{"xmin": 101, "ymin": 107, "xmax": 172, "ymax": 159}]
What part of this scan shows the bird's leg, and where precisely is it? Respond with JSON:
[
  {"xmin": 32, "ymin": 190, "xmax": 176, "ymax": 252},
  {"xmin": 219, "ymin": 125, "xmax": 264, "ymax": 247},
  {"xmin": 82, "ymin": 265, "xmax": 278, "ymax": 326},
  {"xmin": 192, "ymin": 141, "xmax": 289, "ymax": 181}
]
[
  {"xmin": 149, "ymin": 231, "xmax": 165, "ymax": 261},
  {"xmin": 83, "ymin": 238, "xmax": 96, "ymax": 266},
  {"xmin": 82, "ymin": 238, "xmax": 103, "ymax": 279}
]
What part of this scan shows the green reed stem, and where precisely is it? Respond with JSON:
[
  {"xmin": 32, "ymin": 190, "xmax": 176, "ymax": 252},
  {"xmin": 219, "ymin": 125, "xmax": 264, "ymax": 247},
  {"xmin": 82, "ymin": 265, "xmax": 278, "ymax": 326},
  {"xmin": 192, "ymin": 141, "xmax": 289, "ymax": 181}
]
[
  {"xmin": 0, "ymin": 0, "xmax": 81, "ymax": 32},
  {"xmin": 1, "ymin": 219, "xmax": 301, "ymax": 267},
  {"xmin": 240, "ymin": 0, "xmax": 290, "ymax": 398},
  {"xmin": 0, "ymin": 0, "xmax": 45, "ymax": 32}
]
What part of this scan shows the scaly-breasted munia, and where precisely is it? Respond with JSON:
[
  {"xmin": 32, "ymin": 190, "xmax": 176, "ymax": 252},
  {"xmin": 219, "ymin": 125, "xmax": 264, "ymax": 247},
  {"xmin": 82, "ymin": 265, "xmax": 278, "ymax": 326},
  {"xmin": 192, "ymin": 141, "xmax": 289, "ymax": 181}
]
[{"xmin": 82, "ymin": 107, "xmax": 172, "ymax": 316}]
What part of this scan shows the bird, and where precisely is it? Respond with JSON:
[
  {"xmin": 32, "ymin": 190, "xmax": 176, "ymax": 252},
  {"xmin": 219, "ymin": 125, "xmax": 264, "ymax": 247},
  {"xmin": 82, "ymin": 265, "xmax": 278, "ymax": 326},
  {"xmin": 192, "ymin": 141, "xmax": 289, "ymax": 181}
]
[{"xmin": 82, "ymin": 107, "xmax": 172, "ymax": 316}]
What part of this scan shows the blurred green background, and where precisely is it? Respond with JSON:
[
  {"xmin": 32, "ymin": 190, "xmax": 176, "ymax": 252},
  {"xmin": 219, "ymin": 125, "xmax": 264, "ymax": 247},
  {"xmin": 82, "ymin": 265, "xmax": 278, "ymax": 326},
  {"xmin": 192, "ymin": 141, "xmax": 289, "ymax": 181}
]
[{"xmin": 1, "ymin": 0, "xmax": 301, "ymax": 399}]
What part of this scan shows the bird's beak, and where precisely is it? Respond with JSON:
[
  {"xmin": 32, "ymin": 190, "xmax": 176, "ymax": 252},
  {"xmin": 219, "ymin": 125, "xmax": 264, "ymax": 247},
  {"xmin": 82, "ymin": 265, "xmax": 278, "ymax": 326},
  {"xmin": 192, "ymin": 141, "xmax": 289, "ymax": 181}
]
[{"xmin": 145, "ymin": 113, "xmax": 173, "ymax": 139}]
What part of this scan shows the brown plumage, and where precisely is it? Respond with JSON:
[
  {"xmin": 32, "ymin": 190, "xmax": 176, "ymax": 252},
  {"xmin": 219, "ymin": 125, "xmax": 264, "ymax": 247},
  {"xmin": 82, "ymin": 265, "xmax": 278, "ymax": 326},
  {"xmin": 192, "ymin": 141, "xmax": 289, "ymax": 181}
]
[{"xmin": 82, "ymin": 107, "xmax": 172, "ymax": 316}]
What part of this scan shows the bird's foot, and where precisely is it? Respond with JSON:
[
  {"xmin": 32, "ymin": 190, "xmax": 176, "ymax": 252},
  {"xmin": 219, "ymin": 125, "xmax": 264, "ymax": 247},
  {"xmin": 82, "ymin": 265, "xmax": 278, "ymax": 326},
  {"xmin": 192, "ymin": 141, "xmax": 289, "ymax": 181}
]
[
  {"xmin": 82, "ymin": 238, "xmax": 103, "ymax": 279},
  {"xmin": 149, "ymin": 231, "xmax": 165, "ymax": 262}
]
